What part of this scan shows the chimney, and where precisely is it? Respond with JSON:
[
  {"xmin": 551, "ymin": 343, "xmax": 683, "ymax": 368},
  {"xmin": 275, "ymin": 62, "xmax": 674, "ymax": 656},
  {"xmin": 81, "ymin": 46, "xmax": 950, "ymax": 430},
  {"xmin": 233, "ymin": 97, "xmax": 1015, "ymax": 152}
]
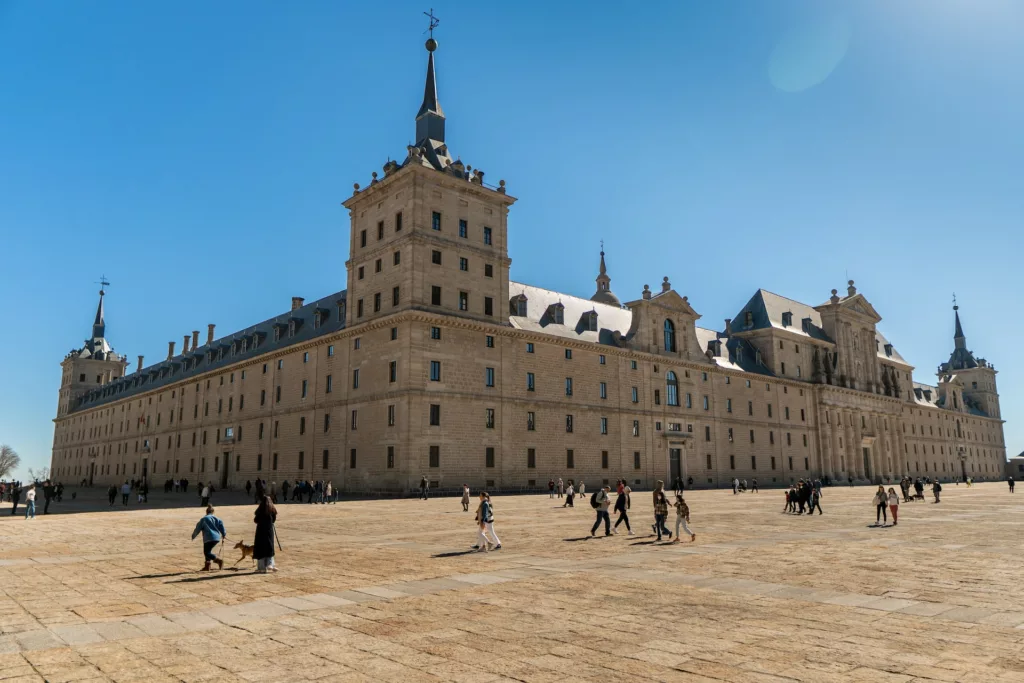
[
  {"xmin": 207, "ymin": 324, "xmax": 215, "ymax": 345},
  {"xmin": 192, "ymin": 330, "xmax": 200, "ymax": 349},
  {"xmin": 291, "ymin": 296, "xmax": 305, "ymax": 311},
  {"xmin": 137, "ymin": 355, "xmax": 144, "ymax": 373},
  {"xmin": 183, "ymin": 335, "xmax": 191, "ymax": 354},
  {"xmin": 723, "ymin": 319, "xmax": 731, "ymax": 338},
  {"xmin": 661, "ymin": 276, "xmax": 671, "ymax": 293},
  {"xmin": 167, "ymin": 341, "xmax": 175, "ymax": 360}
]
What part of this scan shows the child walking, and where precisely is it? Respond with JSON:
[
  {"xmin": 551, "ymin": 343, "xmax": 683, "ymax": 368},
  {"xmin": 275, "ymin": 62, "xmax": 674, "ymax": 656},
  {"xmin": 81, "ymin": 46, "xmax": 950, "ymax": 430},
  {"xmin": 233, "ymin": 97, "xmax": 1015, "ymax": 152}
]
[
  {"xmin": 191, "ymin": 506, "xmax": 226, "ymax": 571},
  {"xmin": 673, "ymin": 494, "xmax": 696, "ymax": 542}
]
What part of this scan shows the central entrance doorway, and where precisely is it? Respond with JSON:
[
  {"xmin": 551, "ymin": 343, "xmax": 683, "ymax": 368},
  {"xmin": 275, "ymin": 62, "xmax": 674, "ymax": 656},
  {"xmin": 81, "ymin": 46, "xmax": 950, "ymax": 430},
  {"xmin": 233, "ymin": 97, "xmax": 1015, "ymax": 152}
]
[
  {"xmin": 669, "ymin": 448, "xmax": 682, "ymax": 484},
  {"xmin": 862, "ymin": 447, "xmax": 871, "ymax": 481}
]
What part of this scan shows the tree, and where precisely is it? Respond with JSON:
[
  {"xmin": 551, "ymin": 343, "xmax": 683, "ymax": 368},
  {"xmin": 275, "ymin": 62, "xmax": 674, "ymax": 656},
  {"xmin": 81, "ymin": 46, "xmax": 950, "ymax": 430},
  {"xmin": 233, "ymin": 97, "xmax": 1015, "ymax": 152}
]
[
  {"xmin": 0, "ymin": 444, "xmax": 20, "ymax": 480},
  {"xmin": 27, "ymin": 467, "xmax": 50, "ymax": 484}
]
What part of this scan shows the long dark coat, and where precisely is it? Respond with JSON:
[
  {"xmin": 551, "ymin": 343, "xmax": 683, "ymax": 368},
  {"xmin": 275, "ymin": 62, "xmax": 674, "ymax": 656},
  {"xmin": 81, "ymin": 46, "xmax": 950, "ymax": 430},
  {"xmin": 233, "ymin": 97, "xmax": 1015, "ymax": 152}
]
[{"xmin": 253, "ymin": 506, "xmax": 277, "ymax": 560}]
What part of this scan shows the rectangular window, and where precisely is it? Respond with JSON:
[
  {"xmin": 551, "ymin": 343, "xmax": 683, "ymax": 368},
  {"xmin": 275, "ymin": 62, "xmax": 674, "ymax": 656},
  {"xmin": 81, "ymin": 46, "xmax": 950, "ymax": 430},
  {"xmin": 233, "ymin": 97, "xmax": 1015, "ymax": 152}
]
[
  {"xmin": 484, "ymin": 264, "xmax": 493, "ymax": 278},
  {"xmin": 350, "ymin": 448, "xmax": 357, "ymax": 469},
  {"xmin": 374, "ymin": 292, "xmax": 381, "ymax": 312},
  {"xmin": 387, "ymin": 404, "xmax": 396, "ymax": 426},
  {"xmin": 785, "ymin": 407, "xmax": 790, "ymax": 420},
  {"xmin": 706, "ymin": 454, "xmax": 713, "ymax": 469},
  {"xmin": 351, "ymin": 410, "xmax": 358, "ymax": 430},
  {"xmin": 259, "ymin": 423, "xmax": 264, "ymax": 440},
  {"xmin": 389, "ymin": 361, "xmax": 397, "ymax": 383},
  {"xmin": 429, "ymin": 445, "xmax": 440, "ymax": 468},
  {"xmin": 748, "ymin": 401, "xmax": 753, "ymax": 416},
  {"xmin": 730, "ymin": 455, "xmax": 736, "ymax": 470},
  {"xmin": 324, "ymin": 413, "xmax": 331, "ymax": 432},
  {"xmin": 703, "ymin": 396, "xmax": 709, "ymax": 410},
  {"xmin": 300, "ymin": 416, "xmax": 306, "ymax": 435},
  {"xmin": 430, "ymin": 326, "xmax": 441, "ymax": 340},
  {"xmin": 357, "ymin": 299, "xmax": 364, "ymax": 317},
  {"xmin": 387, "ymin": 446, "xmax": 395, "ymax": 469},
  {"xmin": 486, "ymin": 367, "xmax": 495, "ymax": 387},
  {"xmin": 600, "ymin": 417, "xmax": 608, "ymax": 434},
  {"xmin": 486, "ymin": 335, "xmax": 494, "ymax": 348},
  {"xmin": 633, "ymin": 452, "xmax": 641, "ymax": 469},
  {"xmin": 395, "ymin": 211, "xmax": 402, "ymax": 232},
  {"xmin": 768, "ymin": 404, "xmax": 773, "ymax": 418},
  {"xmin": 301, "ymin": 379, "xmax": 308, "ymax": 398},
  {"xmin": 726, "ymin": 399, "xmax": 732, "ymax": 413},
  {"xmin": 527, "ymin": 448, "xmax": 536, "ymax": 468},
  {"xmin": 431, "ymin": 286, "xmax": 441, "ymax": 306},
  {"xmin": 565, "ymin": 377, "xmax": 573, "ymax": 396},
  {"xmin": 686, "ymin": 393, "xmax": 692, "ymax": 409},
  {"xmin": 485, "ymin": 447, "xmax": 495, "ymax": 468},
  {"xmin": 566, "ymin": 415, "xmax": 573, "ymax": 433},
  {"xmin": 751, "ymin": 456, "xmax": 757, "ymax": 470},
  {"xmin": 256, "ymin": 454, "xmax": 261, "ymax": 471},
  {"xmin": 601, "ymin": 450, "xmax": 609, "ymax": 469},
  {"xmin": 326, "ymin": 375, "xmax": 333, "ymax": 393},
  {"xmin": 393, "ymin": 286, "xmax": 400, "ymax": 306},
  {"xmin": 274, "ymin": 421, "xmax": 279, "ymax": 438},
  {"xmin": 749, "ymin": 429, "xmax": 755, "ymax": 443},
  {"xmin": 320, "ymin": 448, "xmax": 328, "ymax": 469},
  {"xmin": 484, "ymin": 297, "xmax": 493, "ymax": 316},
  {"xmin": 527, "ymin": 411, "xmax": 535, "ymax": 430},
  {"xmin": 431, "ymin": 211, "xmax": 441, "ymax": 231},
  {"xmin": 631, "ymin": 387, "xmax": 638, "ymax": 403},
  {"xmin": 633, "ymin": 420, "xmax": 640, "ymax": 437},
  {"xmin": 705, "ymin": 425, "xmax": 711, "ymax": 441},
  {"xmin": 459, "ymin": 219, "xmax": 467, "ymax": 238},
  {"xmin": 801, "ymin": 408, "xmax": 806, "ymax": 421},
  {"xmin": 600, "ymin": 382, "xmax": 607, "ymax": 399},
  {"xmin": 526, "ymin": 343, "xmax": 534, "ymax": 353},
  {"xmin": 459, "ymin": 291, "xmax": 468, "ymax": 311},
  {"xmin": 430, "ymin": 361, "xmax": 441, "ymax": 381},
  {"xmin": 360, "ymin": 229, "xmax": 367, "ymax": 247},
  {"xmin": 459, "ymin": 256, "xmax": 468, "ymax": 271},
  {"xmin": 485, "ymin": 408, "xmax": 495, "ymax": 428},
  {"xmin": 391, "ymin": 327, "xmax": 398, "ymax": 340},
  {"xmin": 429, "ymin": 404, "xmax": 440, "ymax": 426},
  {"xmin": 271, "ymin": 453, "xmax": 278, "ymax": 470},
  {"xmin": 377, "ymin": 220, "xmax": 384, "ymax": 240},
  {"xmin": 565, "ymin": 349, "xmax": 572, "ymax": 360},
  {"xmin": 527, "ymin": 373, "xmax": 535, "ymax": 391},
  {"xmin": 432, "ymin": 250, "xmax": 442, "ymax": 265},
  {"xmin": 352, "ymin": 369, "xmax": 360, "ymax": 389},
  {"xmin": 631, "ymin": 360, "xmax": 637, "ymax": 370},
  {"xmin": 566, "ymin": 449, "xmax": 574, "ymax": 468},
  {"xmin": 483, "ymin": 226, "xmax": 492, "ymax": 245}
]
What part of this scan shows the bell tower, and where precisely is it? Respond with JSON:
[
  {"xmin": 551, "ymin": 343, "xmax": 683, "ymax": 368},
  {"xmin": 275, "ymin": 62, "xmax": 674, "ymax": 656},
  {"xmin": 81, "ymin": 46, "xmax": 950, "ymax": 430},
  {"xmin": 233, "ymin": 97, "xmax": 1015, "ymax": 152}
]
[
  {"xmin": 941, "ymin": 301, "xmax": 1000, "ymax": 418},
  {"xmin": 58, "ymin": 281, "xmax": 128, "ymax": 417}
]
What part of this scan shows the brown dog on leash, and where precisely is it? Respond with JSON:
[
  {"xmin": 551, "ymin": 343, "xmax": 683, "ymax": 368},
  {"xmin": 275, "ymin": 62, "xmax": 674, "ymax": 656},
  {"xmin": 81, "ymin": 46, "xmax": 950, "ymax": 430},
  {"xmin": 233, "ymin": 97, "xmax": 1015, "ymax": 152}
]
[{"xmin": 233, "ymin": 540, "xmax": 255, "ymax": 566}]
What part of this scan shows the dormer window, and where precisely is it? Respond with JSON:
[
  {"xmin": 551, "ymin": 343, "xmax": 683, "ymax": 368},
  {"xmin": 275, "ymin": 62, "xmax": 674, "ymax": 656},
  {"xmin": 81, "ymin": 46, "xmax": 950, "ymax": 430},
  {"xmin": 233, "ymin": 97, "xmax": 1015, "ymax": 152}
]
[
  {"xmin": 241, "ymin": 338, "xmax": 248, "ymax": 353},
  {"xmin": 337, "ymin": 300, "xmax": 346, "ymax": 322},
  {"xmin": 584, "ymin": 310, "xmax": 598, "ymax": 332},
  {"xmin": 781, "ymin": 311, "xmax": 792, "ymax": 327},
  {"xmin": 217, "ymin": 348, "xmax": 224, "ymax": 361},
  {"xmin": 884, "ymin": 343, "xmax": 893, "ymax": 357},
  {"xmin": 273, "ymin": 327, "xmax": 281, "ymax": 342},
  {"xmin": 510, "ymin": 294, "xmax": 528, "ymax": 317},
  {"xmin": 744, "ymin": 311, "xmax": 753, "ymax": 328},
  {"xmin": 313, "ymin": 311, "xmax": 322, "ymax": 329},
  {"xmin": 547, "ymin": 302, "xmax": 564, "ymax": 325},
  {"xmin": 288, "ymin": 320, "xmax": 296, "ymax": 337}
]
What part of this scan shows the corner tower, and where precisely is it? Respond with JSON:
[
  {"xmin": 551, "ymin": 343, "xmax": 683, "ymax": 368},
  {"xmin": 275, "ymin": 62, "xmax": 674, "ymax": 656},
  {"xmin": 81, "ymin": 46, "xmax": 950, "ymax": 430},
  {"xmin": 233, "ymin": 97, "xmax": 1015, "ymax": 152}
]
[
  {"xmin": 342, "ymin": 29, "xmax": 516, "ymax": 327},
  {"xmin": 57, "ymin": 283, "xmax": 128, "ymax": 417},
  {"xmin": 940, "ymin": 302, "xmax": 1000, "ymax": 418}
]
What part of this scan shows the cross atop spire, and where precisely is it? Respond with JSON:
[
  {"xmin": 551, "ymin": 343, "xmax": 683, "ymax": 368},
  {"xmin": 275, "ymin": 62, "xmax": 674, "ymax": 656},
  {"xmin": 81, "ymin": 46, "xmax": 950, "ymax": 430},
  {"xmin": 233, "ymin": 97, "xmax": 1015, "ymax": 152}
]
[
  {"xmin": 93, "ymin": 276, "xmax": 109, "ymax": 339},
  {"xmin": 953, "ymin": 294, "xmax": 966, "ymax": 349}
]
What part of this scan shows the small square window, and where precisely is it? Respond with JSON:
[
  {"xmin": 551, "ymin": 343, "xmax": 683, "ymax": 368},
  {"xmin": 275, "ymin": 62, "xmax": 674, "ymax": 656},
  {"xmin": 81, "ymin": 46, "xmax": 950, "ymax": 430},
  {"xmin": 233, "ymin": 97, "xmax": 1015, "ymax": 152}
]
[
  {"xmin": 486, "ymin": 335, "xmax": 494, "ymax": 348},
  {"xmin": 430, "ymin": 326, "xmax": 441, "ymax": 340},
  {"xmin": 484, "ymin": 264, "xmax": 493, "ymax": 277},
  {"xmin": 630, "ymin": 360, "xmax": 637, "ymax": 370},
  {"xmin": 526, "ymin": 342, "xmax": 534, "ymax": 353},
  {"xmin": 459, "ymin": 291, "xmax": 468, "ymax": 311},
  {"xmin": 432, "ymin": 211, "xmax": 442, "ymax": 231},
  {"xmin": 483, "ymin": 226, "xmax": 492, "ymax": 245},
  {"xmin": 459, "ymin": 257, "xmax": 468, "ymax": 271},
  {"xmin": 393, "ymin": 250, "xmax": 401, "ymax": 266},
  {"xmin": 432, "ymin": 250, "xmax": 442, "ymax": 265},
  {"xmin": 458, "ymin": 219, "xmax": 467, "ymax": 238},
  {"xmin": 391, "ymin": 327, "xmax": 398, "ymax": 341},
  {"xmin": 565, "ymin": 349, "xmax": 572, "ymax": 360}
]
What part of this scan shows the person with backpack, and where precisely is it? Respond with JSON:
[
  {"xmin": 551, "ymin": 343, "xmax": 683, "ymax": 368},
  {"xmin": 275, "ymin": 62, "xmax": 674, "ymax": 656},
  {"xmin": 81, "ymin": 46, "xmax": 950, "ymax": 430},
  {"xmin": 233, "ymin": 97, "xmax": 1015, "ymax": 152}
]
[
  {"xmin": 933, "ymin": 479, "xmax": 942, "ymax": 503},
  {"xmin": 613, "ymin": 483, "xmax": 633, "ymax": 535},
  {"xmin": 590, "ymin": 486, "xmax": 612, "ymax": 537}
]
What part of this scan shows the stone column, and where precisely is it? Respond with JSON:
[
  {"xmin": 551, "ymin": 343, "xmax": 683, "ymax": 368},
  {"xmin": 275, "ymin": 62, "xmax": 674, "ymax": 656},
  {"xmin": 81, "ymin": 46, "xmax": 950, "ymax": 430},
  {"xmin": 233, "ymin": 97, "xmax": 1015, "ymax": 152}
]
[
  {"xmin": 830, "ymin": 410, "xmax": 843, "ymax": 477},
  {"xmin": 895, "ymin": 419, "xmax": 906, "ymax": 475},
  {"xmin": 843, "ymin": 410, "xmax": 857, "ymax": 479},
  {"xmin": 852, "ymin": 410, "xmax": 865, "ymax": 481},
  {"xmin": 818, "ymin": 406, "xmax": 832, "ymax": 480},
  {"xmin": 873, "ymin": 414, "xmax": 887, "ymax": 480}
]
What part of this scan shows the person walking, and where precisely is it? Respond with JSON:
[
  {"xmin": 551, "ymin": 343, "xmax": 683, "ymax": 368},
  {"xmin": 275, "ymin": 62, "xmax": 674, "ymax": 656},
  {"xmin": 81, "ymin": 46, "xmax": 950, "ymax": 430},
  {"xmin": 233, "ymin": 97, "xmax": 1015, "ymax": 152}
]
[
  {"xmin": 557, "ymin": 478, "xmax": 564, "ymax": 499},
  {"xmin": 873, "ymin": 485, "xmax": 888, "ymax": 525},
  {"xmin": 563, "ymin": 481, "xmax": 574, "ymax": 508},
  {"xmin": 732, "ymin": 478, "xmax": 739, "ymax": 495},
  {"xmin": 8, "ymin": 483, "xmax": 20, "ymax": 515},
  {"xmin": 191, "ymin": 505, "xmax": 226, "ymax": 571},
  {"xmin": 613, "ymin": 483, "xmax": 633, "ymax": 535},
  {"xmin": 472, "ymin": 492, "xmax": 500, "ymax": 551},
  {"xmin": 578, "ymin": 480, "xmax": 586, "ymax": 499},
  {"xmin": 673, "ymin": 476, "xmax": 684, "ymax": 497},
  {"xmin": 420, "ymin": 475, "xmax": 429, "ymax": 500},
  {"xmin": 24, "ymin": 485, "xmax": 36, "ymax": 520},
  {"xmin": 933, "ymin": 479, "xmax": 942, "ymax": 503},
  {"xmin": 751, "ymin": 478, "xmax": 758, "ymax": 493},
  {"xmin": 548, "ymin": 479, "xmax": 555, "ymax": 499},
  {"xmin": 253, "ymin": 495, "xmax": 278, "ymax": 573},
  {"xmin": 1008, "ymin": 476, "xmax": 1015, "ymax": 493},
  {"xmin": 673, "ymin": 494, "xmax": 696, "ymax": 543},
  {"xmin": 461, "ymin": 484, "xmax": 471, "ymax": 512},
  {"xmin": 107, "ymin": 484, "xmax": 117, "ymax": 506},
  {"xmin": 590, "ymin": 486, "xmax": 612, "ymax": 537},
  {"xmin": 887, "ymin": 487, "xmax": 900, "ymax": 526},
  {"xmin": 245, "ymin": 480, "xmax": 252, "ymax": 498},
  {"xmin": 200, "ymin": 483, "xmax": 211, "ymax": 507},
  {"xmin": 809, "ymin": 485, "xmax": 823, "ymax": 515},
  {"xmin": 121, "ymin": 481, "xmax": 131, "ymax": 506},
  {"xmin": 42, "ymin": 481, "xmax": 55, "ymax": 515},
  {"xmin": 652, "ymin": 486, "xmax": 672, "ymax": 540}
]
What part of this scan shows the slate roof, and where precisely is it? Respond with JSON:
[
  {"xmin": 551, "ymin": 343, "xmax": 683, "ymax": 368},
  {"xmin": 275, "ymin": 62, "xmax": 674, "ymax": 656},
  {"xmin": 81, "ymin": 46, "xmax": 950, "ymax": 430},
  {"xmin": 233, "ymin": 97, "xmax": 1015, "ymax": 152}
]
[
  {"xmin": 694, "ymin": 327, "xmax": 775, "ymax": 376},
  {"xmin": 508, "ymin": 282, "xmax": 630, "ymax": 345},
  {"xmin": 70, "ymin": 290, "xmax": 347, "ymax": 414},
  {"xmin": 729, "ymin": 290, "xmax": 833, "ymax": 342}
]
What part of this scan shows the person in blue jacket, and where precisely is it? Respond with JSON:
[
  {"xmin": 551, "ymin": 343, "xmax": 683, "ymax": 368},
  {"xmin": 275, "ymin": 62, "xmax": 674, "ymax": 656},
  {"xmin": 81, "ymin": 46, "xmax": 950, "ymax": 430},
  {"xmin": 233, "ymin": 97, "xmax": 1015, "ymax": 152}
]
[{"xmin": 191, "ymin": 505, "xmax": 226, "ymax": 571}]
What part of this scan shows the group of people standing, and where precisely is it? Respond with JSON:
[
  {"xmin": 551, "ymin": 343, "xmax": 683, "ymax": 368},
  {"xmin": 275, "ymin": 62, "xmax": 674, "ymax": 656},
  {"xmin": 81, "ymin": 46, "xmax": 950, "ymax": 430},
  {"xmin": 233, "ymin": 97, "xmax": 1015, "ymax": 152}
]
[
  {"xmin": 783, "ymin": 480, "xmax": 823, "ymax": 515},
  {"xmin": 5, "ymin": 480, "xmax": 67, "ymax": 518},
  {"xmin": 245, "ymin": 479, "xmax": 336, "ymax": 504}
]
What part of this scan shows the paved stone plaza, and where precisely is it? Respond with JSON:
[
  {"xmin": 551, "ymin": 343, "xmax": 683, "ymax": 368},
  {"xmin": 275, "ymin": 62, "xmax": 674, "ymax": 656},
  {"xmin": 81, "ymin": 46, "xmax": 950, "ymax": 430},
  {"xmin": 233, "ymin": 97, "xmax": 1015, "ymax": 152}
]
[{"xmin": 2, "ymin": 482, "xmax": 1023, "ymax": 682}]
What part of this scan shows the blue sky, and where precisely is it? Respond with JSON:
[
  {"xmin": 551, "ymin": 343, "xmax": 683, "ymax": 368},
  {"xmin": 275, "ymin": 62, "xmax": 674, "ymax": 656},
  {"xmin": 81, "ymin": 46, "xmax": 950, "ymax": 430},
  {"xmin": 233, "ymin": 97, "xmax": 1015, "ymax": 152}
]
[{"xmin": 1, "ymin": 1, "xmax": 1022, "ymax": 479}]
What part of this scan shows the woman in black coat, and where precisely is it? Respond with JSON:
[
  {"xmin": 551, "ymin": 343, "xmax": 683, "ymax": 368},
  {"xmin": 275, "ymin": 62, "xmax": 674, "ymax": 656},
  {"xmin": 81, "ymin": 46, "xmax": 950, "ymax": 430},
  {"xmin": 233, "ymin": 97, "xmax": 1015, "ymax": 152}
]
[{"xmin": 253, "ymin": 495, "xmax": 278, "ymax": 573}]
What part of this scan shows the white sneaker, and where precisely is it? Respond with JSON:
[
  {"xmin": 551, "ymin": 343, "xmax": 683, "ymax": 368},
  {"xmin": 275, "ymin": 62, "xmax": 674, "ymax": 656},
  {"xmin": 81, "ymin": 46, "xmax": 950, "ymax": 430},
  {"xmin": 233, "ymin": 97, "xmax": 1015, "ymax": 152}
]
[
  {"xmin": 611, "ymin": 528, "xmax": 618, "ymax": 535},
  {"xmin": 628, "ymin": 530, "xmax": 635, "ymax": 535}
]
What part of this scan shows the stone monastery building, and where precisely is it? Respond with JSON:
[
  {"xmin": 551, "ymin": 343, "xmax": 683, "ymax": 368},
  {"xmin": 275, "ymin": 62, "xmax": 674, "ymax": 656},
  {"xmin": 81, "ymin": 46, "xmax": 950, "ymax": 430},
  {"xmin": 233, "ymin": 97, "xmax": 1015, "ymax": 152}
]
[{"xmin": 51, "ymin": 36, "xmax": 1007, "ymax": 491}]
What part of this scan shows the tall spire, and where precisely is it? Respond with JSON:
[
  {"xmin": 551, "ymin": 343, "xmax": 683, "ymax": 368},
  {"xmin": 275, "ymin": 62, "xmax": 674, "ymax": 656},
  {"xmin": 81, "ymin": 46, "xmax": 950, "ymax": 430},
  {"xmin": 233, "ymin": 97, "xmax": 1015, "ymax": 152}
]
[
  {"xmin": 92, "ymin": 277, "xmax": 109, "ymax": 340},
  {"xmin": 590, "ymin": 242, "xmax": 620, "ymax": 306},
  {"xmin": 953, "ymin": 300, "xmax": 966, "ymax": 350},
  {"xmin": 415, "ymin": 14, "xmax": 445, "ymax": 146}
]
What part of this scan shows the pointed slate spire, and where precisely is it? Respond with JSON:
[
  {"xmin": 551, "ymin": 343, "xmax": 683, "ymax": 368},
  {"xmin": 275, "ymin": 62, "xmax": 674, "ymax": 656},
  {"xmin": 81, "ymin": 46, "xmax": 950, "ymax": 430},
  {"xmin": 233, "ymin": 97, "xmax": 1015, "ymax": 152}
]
[
  {"xmin": 590, "ymin": 243, "xmax": 620, "ymax": 306},
  {"xmin": 415, "ymin": 38, "xmax": 446, "ymax": 145},
  {"xmin": 953, "ymin": 304, "xmax": 966, "ymax": 350},
  {"xmin": 92, "ymin": 287, "xmax": 106, "ymax": 340}
]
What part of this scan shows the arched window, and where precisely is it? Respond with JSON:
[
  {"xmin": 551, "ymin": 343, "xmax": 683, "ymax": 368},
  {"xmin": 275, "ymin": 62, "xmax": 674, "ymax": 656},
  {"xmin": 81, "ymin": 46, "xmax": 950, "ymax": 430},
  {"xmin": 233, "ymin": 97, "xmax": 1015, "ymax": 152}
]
[
  {"xmin": 664, "ymin": 319, "xmax": 676, "ymax": 353},
  {"xmin": 666, "ymin": 371, "xmax": 679, "ymax": 406}
]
